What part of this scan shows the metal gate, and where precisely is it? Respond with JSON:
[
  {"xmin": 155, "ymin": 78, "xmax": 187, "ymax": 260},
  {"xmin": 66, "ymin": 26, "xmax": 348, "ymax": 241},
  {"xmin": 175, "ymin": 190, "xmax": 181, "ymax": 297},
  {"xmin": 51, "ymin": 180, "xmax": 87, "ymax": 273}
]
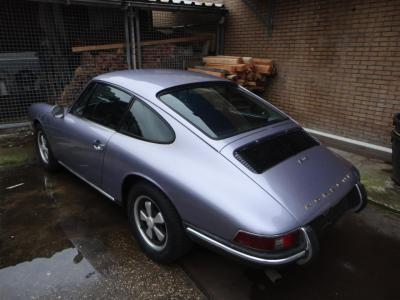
[{"xmin": 0, "ymin": 0, "xmax": 225, "ymax": 127}]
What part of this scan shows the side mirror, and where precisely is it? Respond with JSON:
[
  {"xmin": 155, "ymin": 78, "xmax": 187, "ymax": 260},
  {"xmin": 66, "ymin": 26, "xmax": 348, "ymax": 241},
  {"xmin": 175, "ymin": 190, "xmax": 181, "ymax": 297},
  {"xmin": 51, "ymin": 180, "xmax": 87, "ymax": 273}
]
[{"xmin": 51, "ymin": 105, "xmax": 65, "ymax": 119}]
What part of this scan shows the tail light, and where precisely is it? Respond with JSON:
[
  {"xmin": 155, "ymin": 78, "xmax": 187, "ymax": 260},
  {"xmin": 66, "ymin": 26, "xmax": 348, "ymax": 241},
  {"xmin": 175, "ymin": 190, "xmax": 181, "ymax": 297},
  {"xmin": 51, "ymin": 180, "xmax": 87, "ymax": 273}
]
[{"xmin": 234, "ymin": 230, "xmax": 300, "ymax": 252}]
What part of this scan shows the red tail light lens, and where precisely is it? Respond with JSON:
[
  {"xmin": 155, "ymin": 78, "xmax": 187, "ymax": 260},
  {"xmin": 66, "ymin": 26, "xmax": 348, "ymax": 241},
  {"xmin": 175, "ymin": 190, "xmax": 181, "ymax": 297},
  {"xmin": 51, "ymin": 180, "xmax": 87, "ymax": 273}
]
[{"xmin": 234, "ymin": 230, "xmax": 300, "ymax": 252}]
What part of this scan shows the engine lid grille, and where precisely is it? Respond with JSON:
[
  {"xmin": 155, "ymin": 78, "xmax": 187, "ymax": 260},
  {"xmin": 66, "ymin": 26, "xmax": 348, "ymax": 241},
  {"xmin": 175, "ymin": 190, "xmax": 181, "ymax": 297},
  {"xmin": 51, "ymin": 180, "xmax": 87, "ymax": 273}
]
[{"xmin": 234, "ymin": 129, "xmax": 319, "ymax": 174}]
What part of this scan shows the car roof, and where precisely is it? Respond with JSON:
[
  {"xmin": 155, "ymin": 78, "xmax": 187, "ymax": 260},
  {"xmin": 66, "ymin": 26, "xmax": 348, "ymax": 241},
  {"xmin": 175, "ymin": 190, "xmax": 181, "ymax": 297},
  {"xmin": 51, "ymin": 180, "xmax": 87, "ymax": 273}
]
[
  {"xmin": 93, "ymin": 69, "xmax": 295, "ymax": 152},
  {"xmin": 94, "ymin": 69, "xmax": 228, "ymax": 98}
]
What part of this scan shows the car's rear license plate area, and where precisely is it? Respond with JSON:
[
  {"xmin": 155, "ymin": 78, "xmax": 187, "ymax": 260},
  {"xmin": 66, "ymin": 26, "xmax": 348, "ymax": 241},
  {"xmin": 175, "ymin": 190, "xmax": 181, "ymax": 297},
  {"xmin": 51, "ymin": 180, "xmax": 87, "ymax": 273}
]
[{"xmin": 310, "ymin": 187, "xmax": 359, "ymax": 235}]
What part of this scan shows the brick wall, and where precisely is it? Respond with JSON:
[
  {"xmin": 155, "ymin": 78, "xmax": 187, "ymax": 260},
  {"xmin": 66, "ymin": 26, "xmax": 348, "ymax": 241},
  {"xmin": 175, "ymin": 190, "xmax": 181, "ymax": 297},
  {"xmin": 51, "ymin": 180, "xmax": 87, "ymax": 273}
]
[{"xmin": 223, "ymin": 0, "xmax": 400, "ymax": 147}]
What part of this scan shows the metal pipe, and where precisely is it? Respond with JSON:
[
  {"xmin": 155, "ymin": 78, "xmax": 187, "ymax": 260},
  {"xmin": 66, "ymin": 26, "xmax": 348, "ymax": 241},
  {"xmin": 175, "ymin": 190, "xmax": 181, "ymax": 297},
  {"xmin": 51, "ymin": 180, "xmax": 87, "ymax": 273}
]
[
  {"xmin": 216, "ymin": 16, "xmax": 225, "ymax": 55},
  {"xmin": 216, "ymin": 21, "xmax": 220, "ymax": 55},
  {"xmin": 129, "ymin": 6, "xmax": 137, "ymax": 69},
  {"xmin": 124, "ymin": 10, "xmax": 132, "ymax": 69},
  {"xmin": 219, "ymin": 16, "xmax": 225, "ymax": 54},
  {"xmin": 135, "ymin": 9, "xmax": 142, "ymax": 68}
]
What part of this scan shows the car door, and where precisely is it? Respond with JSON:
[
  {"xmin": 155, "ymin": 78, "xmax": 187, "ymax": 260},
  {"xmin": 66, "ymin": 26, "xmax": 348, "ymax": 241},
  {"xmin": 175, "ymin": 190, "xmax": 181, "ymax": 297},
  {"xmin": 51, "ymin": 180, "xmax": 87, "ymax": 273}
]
[{"xmin": 51, "ymin": 82, "xmax": 132, "ymax": 187}]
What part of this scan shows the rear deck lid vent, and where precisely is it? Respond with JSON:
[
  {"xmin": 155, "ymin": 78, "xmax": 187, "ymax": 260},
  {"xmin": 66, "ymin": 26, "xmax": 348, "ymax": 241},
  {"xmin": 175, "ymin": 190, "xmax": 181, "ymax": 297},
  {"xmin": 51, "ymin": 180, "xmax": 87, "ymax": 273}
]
[{"xmin": 234, "ymin": 129, "xmax": 319, "ymax": 174}]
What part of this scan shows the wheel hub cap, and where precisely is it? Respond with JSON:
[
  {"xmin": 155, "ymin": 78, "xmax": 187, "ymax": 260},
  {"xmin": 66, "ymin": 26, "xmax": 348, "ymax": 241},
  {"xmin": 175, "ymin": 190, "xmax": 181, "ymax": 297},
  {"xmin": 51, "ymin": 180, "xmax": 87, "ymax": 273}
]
[
  {"xmin": 134, "ymin": 196, "xmax": 167, "ymax": 251},
  {"xmin": 37, "ymin": 132, "xmax": 49, "ymax": 164}
]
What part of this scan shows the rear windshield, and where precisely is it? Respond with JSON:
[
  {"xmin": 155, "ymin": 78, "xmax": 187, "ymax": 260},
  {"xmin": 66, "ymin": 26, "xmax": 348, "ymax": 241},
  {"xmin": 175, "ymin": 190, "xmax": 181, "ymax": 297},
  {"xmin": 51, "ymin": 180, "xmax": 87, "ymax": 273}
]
[{"xmin": 158, "ymin": 83, "xmax": 287, "ymax": 139}]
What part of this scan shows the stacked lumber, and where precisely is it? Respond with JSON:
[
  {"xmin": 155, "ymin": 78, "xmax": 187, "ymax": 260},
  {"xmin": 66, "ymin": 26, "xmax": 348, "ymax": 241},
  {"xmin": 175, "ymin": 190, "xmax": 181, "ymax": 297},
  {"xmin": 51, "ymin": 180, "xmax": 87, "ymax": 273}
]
[{"xmin": 188, "ymin": 55, "xmax": 275, "ymax": 91}]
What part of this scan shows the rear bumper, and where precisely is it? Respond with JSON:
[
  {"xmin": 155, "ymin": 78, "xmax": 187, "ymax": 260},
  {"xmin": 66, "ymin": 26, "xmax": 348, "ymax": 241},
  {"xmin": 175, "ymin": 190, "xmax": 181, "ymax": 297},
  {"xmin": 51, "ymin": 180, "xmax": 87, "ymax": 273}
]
[
  {"xmin": 185, "ymin": 182, "xmax": 367, "ymax": 267},
  {"xmin": 186, "ymin": 226, "xmax": 314, "ymax": 266},
  {"xmin": 353, "ymin": 182, "xmax": 368, "ymax": 212}
]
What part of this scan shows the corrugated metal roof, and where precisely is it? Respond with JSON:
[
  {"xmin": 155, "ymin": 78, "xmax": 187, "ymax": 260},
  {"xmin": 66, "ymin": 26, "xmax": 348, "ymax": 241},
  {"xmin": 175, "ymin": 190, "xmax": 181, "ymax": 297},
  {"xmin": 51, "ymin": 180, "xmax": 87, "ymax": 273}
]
[
  {"xmin": 147, "ymin": 0, "xmax": 224, "ymax": 9},
  {"xmin": 31, "ymin": 0, "xmax": 226, "ymax": 13},
  {"xmin": 129, "ymin": 0, "xmax": 226, "ymax": 13}
]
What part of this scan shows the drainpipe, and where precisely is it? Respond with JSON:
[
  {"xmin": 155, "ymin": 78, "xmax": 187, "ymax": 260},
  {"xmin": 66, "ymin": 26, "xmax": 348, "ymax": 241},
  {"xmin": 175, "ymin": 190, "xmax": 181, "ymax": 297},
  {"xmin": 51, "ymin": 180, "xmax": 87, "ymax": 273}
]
[
  {"xmin": 135, "ymin": 9, "xmax": 142, "ymax": 68},
  {"xmin": 216, "ymin": 15, "xmax": 225, "ymax": 55},
  {"xmin": 129, "ymin": 6, "xmax": 137, "ymax": 69},
  {"xmin": 124, "ymin": 9, "xmax": 132, "ymax": 69}
]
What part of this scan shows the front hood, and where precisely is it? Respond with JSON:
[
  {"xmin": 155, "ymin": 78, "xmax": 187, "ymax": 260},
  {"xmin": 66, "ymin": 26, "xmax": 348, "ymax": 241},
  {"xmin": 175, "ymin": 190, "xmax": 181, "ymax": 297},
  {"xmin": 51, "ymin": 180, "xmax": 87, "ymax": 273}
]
[{"xmin": 221, "ymin": 130, "xmax": 358, "ymax": 225}]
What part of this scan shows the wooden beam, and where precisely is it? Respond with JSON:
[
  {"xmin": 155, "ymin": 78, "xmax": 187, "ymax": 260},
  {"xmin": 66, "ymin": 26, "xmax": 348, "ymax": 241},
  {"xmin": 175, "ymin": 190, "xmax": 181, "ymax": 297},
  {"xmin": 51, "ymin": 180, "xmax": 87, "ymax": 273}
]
[
  {"xmin": 192, "ymin": 65, "xmax": 228, "ymax": 74},
  {"xmin": 253, "ymin": 58, "xmax": 273, "ymax": 65},
  {"xmin": 205, "ymin": 63, "xmax": 248, "ymax": 73},
  {"xmin": 255, "ymin": 64, "xmax": 273, "ymax": 74},
  {"xmin": 187, "ymin": 67, "xmax": 225, "ymax": 78},
  {"xmin": 71, "ymin": 35, "xmax": 213, "ymax": 53},
  {"xmin": 72, "ymin": 43, "xmax": 124, "ymax": 53},
  {"xmin": 203, "ymin": 56, "xmax": 243, "ymax": 65},
  {"xmin": 142, "ymin": 35, "xmax": 212, "ymax": 46}
]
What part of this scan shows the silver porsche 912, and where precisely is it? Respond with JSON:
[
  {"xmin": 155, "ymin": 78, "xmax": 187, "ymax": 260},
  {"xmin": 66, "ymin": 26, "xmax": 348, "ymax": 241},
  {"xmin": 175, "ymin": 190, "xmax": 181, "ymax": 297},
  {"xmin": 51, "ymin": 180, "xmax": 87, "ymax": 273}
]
[{"xmin": 29, "ymin": 70, "xmax": 367, "ymax": 266}]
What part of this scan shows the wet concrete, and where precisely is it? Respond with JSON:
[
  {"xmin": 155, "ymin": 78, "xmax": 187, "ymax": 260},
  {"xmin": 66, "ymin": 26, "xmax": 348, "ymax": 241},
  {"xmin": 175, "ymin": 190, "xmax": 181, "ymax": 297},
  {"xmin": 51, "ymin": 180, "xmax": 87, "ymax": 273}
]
[
  {"xmin": 0, "ymin": 128, "xmax": 35, "ymax": 169},
  {"xmin": 332, "ymin": 148, "xmax": 400, "ymax": 212},
  {"xmin": 182, "ymin": 205, "xmax": 400, "ymax": 300},
  {"xmin": 1, "ymin": 164, "xmax": 400, "ymax": 299},
  {"xmin": 0, "ymin": 166, "xmax": 203, "ymax": 299}
]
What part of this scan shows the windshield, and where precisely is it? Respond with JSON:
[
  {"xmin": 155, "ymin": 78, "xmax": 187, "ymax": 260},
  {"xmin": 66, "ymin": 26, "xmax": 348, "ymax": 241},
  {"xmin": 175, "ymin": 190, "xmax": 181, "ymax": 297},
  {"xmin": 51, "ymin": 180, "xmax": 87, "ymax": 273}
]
[{"xmin": 158, "ymin": 83, "xmax": 288, "ymax": 139}]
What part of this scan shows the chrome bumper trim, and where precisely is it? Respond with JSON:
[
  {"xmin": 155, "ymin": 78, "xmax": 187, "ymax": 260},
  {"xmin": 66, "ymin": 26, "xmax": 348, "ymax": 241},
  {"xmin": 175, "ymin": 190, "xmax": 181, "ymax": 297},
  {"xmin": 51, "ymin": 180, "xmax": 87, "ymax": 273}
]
[
  {"xmin": 186, "ymin": 227, "xmax": 310, "ymax": 266},
  {"xmin": 296, "ymin": 227, "xmax": 313, "ymax": 265},
  {"xmin": 352, "ymin": 183, "xmax": 366, "ymax": 212}
]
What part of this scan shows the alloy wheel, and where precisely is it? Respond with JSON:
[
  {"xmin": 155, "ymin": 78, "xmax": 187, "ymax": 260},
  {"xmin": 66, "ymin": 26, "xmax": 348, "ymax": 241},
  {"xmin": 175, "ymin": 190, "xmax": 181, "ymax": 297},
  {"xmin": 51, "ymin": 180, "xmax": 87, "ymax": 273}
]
[
  {"xmin": 37, "ymin": 131, "xmax": 49, "ymax": 164},
  {"xmin": 134, "ymin": 195, "xmax": 168, "ymax": 251}
]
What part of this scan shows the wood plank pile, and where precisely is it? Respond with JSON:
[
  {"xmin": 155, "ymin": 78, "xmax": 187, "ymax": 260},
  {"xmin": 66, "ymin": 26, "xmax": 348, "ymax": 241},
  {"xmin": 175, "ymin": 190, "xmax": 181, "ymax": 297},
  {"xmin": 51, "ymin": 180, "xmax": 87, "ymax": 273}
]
[{"xmin": 188, "ymin": 55, "xmax": 275, "ymax": 92}]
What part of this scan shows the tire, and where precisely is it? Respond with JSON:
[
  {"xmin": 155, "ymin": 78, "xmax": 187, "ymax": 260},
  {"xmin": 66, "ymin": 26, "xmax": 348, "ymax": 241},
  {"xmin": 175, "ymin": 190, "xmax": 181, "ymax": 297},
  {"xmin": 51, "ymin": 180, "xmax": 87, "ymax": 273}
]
[
  {"xmin": 127, "ymin": 182, "xmax": 191, "ymax": 264},
  {"xmin": 34, "ymin": 124, "xmax": 59, "ymax": 171}
]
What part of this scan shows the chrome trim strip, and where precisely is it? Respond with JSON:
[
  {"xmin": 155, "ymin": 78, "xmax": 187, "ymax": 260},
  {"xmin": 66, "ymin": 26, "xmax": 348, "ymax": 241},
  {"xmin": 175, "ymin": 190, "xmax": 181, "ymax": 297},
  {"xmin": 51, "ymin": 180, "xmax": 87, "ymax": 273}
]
[
  {"xmin": 58, "ymin": 161, "xmax": 115, "ymax": 201},
  {"xmin": 352, "ymin": 183, "xmax": 365, "ymax": 212},
  {"xmin": 296, "ymin": 227, "xmax": 313, "ymax": 265},
  {"xmin": 186, "ymin": 227, "xmax": 307, "ymax": 265}
]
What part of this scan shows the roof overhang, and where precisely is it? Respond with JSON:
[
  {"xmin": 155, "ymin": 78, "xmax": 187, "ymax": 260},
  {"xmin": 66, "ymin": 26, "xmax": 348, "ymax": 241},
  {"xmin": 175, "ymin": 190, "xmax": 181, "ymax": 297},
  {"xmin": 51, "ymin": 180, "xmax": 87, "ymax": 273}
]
[{"xmin": 29, "ymin": 0, "xmax": 227, "ymax": 14}]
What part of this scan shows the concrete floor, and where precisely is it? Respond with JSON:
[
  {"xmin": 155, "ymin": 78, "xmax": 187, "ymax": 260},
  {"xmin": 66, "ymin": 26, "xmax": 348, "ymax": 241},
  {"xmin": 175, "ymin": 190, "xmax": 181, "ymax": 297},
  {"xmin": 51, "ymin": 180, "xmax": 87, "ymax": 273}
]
[
  {"xmin": 1, "ymin": 131, "xmax": 400, "ymax": 299},
  {"xmin": 1, "ymin": 164, "xmax": 400, "ymax": 300},
  {"xmin": 182, "ymin": 204, "xmax": 400, "ymax": 300},
  {"xmin": 332, "ymin": 148, "xmax": 400, "ymax": 212}
]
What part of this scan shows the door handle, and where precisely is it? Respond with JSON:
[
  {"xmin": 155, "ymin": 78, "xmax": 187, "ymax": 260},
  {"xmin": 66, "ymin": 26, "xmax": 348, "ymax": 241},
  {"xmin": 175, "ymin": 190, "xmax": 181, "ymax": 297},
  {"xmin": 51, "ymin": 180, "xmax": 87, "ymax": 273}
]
[{"xmin": 92, "ymin": 140, "xmax": 105, "ymax": 151}]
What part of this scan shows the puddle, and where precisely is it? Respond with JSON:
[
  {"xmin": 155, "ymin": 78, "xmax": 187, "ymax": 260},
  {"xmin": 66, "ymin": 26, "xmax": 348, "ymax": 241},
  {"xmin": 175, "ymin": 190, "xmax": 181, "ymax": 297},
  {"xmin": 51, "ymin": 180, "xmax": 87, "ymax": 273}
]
[
  {"xmin": 0, "ymin": 247, "xmax": 100, "ymax": 299},
  {"xmin": 0, "ymin": 165, "xmax": 203, "ymax": 299}
]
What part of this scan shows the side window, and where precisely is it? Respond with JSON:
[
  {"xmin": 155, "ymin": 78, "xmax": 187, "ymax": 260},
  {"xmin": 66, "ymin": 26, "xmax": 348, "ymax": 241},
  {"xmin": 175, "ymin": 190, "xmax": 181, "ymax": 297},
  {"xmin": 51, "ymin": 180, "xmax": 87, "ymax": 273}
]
[
  {"xmin": 120, "ymin": 100, "xmax": 174, "ymax": 143},
  {"xmin": 70, "ymin": 82, "xmax": 96, "ymax": 116},
  {"xmin": 82, "ymin": 83, "xmax": 132, "ymax": 129}
]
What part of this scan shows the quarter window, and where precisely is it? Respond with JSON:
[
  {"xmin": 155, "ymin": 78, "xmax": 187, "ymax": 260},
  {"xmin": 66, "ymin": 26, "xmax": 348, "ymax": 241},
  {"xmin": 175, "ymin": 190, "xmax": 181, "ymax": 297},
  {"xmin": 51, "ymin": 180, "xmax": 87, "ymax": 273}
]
[
  {"xmin": 70, "ymin": 82, "xmax": 96, "ymax": 117},
  {"xmin": 120, "ymin": 100, "xmax": 174, "ymax": 143},
  {"xmin": 81, "ymin": 83, "xmax": 131, "ymax": 129}
]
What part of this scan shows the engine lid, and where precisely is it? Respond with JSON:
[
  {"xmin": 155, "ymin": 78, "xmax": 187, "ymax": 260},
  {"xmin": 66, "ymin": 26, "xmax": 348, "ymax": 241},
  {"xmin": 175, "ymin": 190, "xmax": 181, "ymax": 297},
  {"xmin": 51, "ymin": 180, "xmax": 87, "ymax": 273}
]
[{"xmin": 221, "ymin": 130, "xmax": 358, "ymax": 224}]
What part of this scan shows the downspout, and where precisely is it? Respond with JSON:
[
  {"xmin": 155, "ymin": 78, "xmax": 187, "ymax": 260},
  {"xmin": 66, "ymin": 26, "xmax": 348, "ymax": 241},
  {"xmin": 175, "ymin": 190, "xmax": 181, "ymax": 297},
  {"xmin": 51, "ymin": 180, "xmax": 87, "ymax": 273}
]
[
  {"xmin": 124, "ymin": 9, "xmax": 132, "ymax": 69},
  {"xmin": 129, "ymin": 6, "xmax": 137, "ymax": 69},
  {"xmin": 135, "ymin": 9, "xmax": 142, "ymax": 68},
  {"xmin": 216, "ymin": 15, "xmax": 225, "ymax": 55}
]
